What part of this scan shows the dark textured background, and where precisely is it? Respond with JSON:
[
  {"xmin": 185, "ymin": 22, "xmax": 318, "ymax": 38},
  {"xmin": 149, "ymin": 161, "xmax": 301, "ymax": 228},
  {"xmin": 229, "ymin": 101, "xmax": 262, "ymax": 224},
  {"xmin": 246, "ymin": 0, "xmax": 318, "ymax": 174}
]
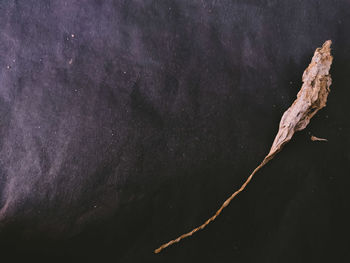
[{"xmin": 0, "ymin": 0, "xmax": 349, "ymax": 262}]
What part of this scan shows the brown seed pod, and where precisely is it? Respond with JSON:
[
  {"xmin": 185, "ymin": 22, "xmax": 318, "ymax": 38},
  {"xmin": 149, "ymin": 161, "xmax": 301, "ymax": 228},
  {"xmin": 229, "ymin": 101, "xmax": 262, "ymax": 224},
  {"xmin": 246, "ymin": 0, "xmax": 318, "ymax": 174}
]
[{"xmin": 155, "ymin": 40, "xmax": 333, "ymax": 254}]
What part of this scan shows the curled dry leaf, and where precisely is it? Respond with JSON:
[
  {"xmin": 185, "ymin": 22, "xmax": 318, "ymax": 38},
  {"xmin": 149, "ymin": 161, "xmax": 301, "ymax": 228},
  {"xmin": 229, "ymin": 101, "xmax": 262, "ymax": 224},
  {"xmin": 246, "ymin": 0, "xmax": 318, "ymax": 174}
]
[
  {"xmin": 155, "ymin": 40, "xmax": 333, "ymax": 254},
  {"xmin": 265, "ymin": 40, "xmax": 333, "ymax": 161},
  {"xmin": 311, "ymin": 135, "xmax": 328, "ymax": 142}
]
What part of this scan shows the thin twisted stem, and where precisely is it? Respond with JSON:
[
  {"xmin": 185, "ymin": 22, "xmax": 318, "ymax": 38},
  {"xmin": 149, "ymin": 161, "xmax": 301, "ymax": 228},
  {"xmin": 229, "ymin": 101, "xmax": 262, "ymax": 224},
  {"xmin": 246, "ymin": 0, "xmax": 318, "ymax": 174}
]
[{"xmin": 154, "ymin": 157, "xmax": 270, "ymax": 254}]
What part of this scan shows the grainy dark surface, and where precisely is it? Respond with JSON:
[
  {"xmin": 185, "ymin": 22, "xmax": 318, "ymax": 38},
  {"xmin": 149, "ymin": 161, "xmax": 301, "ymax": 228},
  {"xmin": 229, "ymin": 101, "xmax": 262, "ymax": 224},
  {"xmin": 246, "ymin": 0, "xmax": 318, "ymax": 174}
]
[{"xmin": 0, "ymin": 0, "xmax": 349, "ymax": 262}]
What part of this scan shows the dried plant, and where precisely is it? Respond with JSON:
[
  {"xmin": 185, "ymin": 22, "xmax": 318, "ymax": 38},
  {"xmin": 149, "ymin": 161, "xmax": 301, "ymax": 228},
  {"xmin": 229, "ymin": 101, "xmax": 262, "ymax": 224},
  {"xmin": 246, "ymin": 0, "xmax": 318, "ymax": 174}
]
[{"xmin": 155, "ymin": 40, "xmax": 333, "ymax": 254}]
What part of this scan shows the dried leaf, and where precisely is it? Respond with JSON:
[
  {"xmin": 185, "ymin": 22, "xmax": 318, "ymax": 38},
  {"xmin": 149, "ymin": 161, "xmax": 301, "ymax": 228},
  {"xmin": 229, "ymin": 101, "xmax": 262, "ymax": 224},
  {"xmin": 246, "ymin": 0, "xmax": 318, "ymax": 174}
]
[
  {"xmin": 155, "ymin": 40, "xmax": 333, "ymax": 254},
  {"xmin": 311, "ymin": 135, "xmax": 328, "ymax": 142},
  {"xmin": 265, "ymin": 40, "xmax": 332, "ymax": 161}
]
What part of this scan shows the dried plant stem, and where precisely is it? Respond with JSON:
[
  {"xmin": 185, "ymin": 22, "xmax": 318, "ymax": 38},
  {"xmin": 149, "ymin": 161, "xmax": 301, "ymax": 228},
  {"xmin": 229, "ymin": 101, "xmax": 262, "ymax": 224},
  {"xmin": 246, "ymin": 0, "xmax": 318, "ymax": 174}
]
[
  {"xmin": 154, "ymin": 157, "xmax": 270, "ymax": 254},
  {"xmin": 155, "ymin": 40, "xmax": 333, "ymax": 254}
]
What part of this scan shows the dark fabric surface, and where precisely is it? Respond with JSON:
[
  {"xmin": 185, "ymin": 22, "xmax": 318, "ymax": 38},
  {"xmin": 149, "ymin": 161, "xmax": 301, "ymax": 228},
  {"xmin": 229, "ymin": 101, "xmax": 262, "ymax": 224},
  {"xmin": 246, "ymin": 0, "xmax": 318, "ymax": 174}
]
[{"xmin": 0, "ymin": 0, "xmax": 349, "ymax": 262}]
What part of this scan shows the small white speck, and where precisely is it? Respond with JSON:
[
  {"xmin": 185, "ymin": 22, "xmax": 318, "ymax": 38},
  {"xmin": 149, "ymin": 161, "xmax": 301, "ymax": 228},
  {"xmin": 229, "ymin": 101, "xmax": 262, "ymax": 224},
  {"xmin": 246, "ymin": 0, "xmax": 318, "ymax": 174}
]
[
  {"xmin": 289, "ymin": 81, "xmax": 293, "ymax": 84},
  {"xmin": 12, "ymin": 59, "xmax": 15, "ymax": 62},
  {"xmin": 69, "ymin": 58, "xmax": 73, "ymax": 64},
  {"xmin": 74, "ymin": 89, "xmax": 78, "ymax": 92},
  {"xmin": 123, "ymin": 71, "xmax": 126, "ymax": 74},
  {"xmin": 71, "ymin": 34, "xmax": 75, "ymax": 38},
  {"xmin": 93, "ymin": 205, "xmax": 97, "ymax": 208},
  {"xmin": 6, "ymin": 65, "xmax": 10, "ymax": 69}
]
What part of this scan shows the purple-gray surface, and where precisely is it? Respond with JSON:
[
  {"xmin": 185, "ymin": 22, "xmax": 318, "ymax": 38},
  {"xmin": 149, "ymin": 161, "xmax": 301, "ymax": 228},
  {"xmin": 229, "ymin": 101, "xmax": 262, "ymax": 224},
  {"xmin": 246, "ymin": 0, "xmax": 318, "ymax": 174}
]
[{"xmin": 0, "ymin": 0, "xmax": 349, "ymax": 262}]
